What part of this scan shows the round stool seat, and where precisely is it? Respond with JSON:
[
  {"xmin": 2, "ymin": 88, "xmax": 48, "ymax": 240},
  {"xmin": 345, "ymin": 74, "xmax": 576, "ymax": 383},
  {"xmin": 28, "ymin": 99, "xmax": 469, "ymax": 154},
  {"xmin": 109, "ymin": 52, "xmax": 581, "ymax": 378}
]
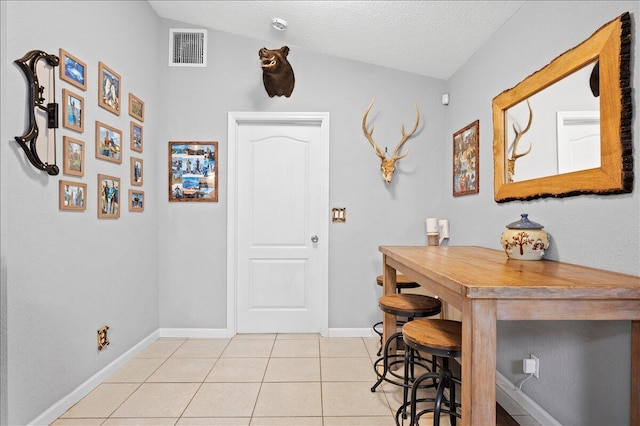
[
  {"xmin": 403, "ymin": 319, "xmax": 462, "ymax": 358},
  {"xmin": 378, "ymin": 294, "xmax": 442, "ymax": 319},
  {"xmin": 371, "ymin": 294, "xmax": 442, "ymax": 394},
  {"xmin": 398, "ymin": 319, "xmax": 463, "ymax": 425},
  {"xmin": 376, "ymin": 274, "xmax": 420, "ymax": 291}
]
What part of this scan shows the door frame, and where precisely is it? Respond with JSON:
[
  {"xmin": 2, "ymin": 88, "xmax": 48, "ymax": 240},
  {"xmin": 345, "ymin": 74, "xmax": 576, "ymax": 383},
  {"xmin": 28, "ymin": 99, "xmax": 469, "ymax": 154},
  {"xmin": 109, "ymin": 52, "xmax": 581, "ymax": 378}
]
[{"xmin": 227, "ymin": 111, "xmax": 330, "ymax": 337}]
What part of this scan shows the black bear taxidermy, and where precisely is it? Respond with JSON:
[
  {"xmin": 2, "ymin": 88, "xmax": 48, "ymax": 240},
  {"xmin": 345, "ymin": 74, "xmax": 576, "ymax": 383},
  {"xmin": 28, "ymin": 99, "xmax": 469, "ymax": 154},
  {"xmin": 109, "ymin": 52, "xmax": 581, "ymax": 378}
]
[{"xmin": 259, "ymin": 46, "xmax": 295, "ymax": 98}]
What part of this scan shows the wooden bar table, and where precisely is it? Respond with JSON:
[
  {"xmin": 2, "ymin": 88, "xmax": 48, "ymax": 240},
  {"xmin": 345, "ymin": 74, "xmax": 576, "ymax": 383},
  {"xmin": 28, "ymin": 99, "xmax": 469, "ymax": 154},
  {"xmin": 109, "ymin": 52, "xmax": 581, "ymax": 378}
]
[{"xmin": 379, "ymin": 245, "xmax": 640, "ymax": 426}]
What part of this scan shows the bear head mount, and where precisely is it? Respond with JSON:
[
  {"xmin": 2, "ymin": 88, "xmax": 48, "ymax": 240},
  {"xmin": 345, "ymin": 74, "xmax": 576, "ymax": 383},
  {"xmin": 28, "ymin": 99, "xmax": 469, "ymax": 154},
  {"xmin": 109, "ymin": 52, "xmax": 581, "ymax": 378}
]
[{"xmin": 259, "ymin": 46, "xmax": 295, "ymax": 98}]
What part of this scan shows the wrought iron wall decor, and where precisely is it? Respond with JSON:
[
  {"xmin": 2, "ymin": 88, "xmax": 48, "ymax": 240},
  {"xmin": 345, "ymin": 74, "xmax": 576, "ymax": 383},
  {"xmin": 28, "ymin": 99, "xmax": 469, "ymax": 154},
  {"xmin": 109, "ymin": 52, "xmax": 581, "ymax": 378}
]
[{"xmin": 14, "ymin": 49, "xmax": 60, "ymax": 175}]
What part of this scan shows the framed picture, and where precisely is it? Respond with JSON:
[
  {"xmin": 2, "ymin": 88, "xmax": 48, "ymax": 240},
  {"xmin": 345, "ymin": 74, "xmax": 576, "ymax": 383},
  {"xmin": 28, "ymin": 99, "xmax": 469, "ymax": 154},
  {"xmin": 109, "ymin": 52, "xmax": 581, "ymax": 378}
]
[
  {"xmin": 169, "ymin": 141, "xmax": 218, "ymax": 202},
  {"xmin": 453, "ymin": 120, "xmax": 480, "ymax": 196},
  {"xmin": 98, "ymin": 62, "xmax": 121, "ymax": 115},
  {"xmin": 130, "ymin": 157, "xmax": 143, "ymax": 186},
  {"xmin": 95, "ymin": 121, "xmax": 122, "ymax": 164},
  {"xmin": 98, "ymin": 174, "xmax": 120, "ymax": 218},
  {"xmin": 128, "ymin": 189, "xmax": 145, "ymax": 212},
  {"xmin": 130, "ymin": 122, "xmax": 143, "ymax": 153},
  {"xmin": 128, "ymin": 93, "xmax": 144, "ymax": 122},
  {"xmin": 59, "ymin": 49, "xmax": 87, "ymax": 91},
  {"xmin": 63, "ymin": 136, "xmax": 85, "ymax": 177},
  {"xmin": 62, "ymin": 89, "xmax": 84, "ymax": 133},
  {"xmin": 59, "ymin": 180, "xmax": 87, "ymax": 211}
]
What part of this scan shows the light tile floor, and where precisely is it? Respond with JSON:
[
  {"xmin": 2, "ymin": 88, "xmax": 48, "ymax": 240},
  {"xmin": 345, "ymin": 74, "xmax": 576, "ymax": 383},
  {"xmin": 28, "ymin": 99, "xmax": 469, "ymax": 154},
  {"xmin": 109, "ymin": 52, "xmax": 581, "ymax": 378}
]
[{"xmin": 52, "ymin": 334, "xmax": 538, "ymax": 426}]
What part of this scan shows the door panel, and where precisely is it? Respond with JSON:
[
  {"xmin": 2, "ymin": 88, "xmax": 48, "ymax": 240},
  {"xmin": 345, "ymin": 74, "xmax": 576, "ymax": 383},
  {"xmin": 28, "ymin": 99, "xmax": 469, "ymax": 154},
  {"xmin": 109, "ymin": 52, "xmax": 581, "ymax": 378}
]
[
  {"xmin": 250, "ymin": 260, "xmax": 306, "ymax": 308},
  {"xmin": 236, "ymin": 121, "xmax": 323, "ymax": 333}
]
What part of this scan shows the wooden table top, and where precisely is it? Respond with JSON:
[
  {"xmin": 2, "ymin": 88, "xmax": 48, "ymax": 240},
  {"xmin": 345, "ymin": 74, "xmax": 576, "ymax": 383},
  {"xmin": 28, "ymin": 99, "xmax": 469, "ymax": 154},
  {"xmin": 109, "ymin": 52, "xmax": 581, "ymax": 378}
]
[
  {"xmin": 380, "ymin": 245, "xmax": 640, "ymax": 425},
  {"xmin": 379, "ymin": 245, "xmax": 640, "ymax": 300}
]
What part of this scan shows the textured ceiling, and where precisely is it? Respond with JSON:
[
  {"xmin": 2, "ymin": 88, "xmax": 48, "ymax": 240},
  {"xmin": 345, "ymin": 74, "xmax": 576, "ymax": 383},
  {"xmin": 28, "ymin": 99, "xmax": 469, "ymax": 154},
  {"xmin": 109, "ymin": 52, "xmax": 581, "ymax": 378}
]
[{"xmin": 148, "ymin": 1, "xmax": 525, "ymax": 80}]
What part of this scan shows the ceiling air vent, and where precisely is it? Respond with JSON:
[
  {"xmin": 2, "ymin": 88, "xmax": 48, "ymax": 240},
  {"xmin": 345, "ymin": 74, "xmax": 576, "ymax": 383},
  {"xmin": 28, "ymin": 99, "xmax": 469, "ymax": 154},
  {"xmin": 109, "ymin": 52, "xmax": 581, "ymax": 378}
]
[{"xmin": 169, "ymin": 29, "xmax": 207, "ymax": 67}]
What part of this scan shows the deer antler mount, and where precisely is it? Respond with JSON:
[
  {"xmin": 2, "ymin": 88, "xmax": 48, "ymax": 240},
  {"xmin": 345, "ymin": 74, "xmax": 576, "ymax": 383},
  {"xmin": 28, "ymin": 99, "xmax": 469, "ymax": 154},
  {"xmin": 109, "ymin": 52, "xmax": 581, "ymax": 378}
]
[
  {"xmin": 507, "ymin": 99, "xmax": 534, "ymax": 183},
  {"xmin": 362, "ymin": 99, "xmax": 420, "ymax": 184}
]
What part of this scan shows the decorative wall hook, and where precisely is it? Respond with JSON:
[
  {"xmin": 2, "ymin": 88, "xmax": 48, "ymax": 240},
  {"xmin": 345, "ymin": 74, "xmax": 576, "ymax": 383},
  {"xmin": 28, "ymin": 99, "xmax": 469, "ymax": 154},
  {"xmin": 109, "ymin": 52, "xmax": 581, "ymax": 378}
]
[{"xmin": 14, "ymin": 49, "xmax": 60, "ymax": 175}]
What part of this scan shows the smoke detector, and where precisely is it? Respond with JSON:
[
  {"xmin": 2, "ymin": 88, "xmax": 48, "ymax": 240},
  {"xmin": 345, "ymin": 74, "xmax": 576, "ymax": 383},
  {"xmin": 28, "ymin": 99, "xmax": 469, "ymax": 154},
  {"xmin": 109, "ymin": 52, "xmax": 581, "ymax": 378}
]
[{"xmin": 272, "ymin": 18, "xmax": 287, "ymax": 31}]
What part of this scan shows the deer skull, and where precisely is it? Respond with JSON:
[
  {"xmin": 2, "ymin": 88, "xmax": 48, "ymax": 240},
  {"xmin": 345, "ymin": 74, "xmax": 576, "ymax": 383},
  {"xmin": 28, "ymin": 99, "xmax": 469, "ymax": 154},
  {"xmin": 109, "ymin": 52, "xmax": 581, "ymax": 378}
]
[{"xmin": 362, "ymin": 99, "xmax": 420, "ymax": 184}]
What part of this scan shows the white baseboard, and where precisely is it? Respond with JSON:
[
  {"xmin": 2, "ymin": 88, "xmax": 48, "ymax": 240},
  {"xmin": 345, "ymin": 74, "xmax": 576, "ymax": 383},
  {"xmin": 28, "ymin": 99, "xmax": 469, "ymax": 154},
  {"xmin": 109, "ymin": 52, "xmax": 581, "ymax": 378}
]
[
  {"xmin": 158, "ymin": 328, "xmax": 232, "ymax": 338},
  {"xmin": 326, "ymin": 327, "xmax": 376, "ymax": 337},
  {"xmin": 496, "ymin": 371, "xmax": 561, "ymax": 425},
  {"xmin": 158, "ymin": 327, "xmax": 375, "ymax": 339},
  {"xmin": 28, "ymin": 330, "xmax": 160, "ymax": 426}
]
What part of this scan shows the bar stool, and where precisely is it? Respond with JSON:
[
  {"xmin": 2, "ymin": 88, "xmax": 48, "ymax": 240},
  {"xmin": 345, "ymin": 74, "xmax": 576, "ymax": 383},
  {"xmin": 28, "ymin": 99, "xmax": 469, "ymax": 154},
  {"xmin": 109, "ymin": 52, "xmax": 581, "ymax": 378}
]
[
  {"xmin": 371, "ymin": 293, "xmax": 442, "ymax": 405},
  {"xmin": 396, "ymin": 319, "xmax": 462, "ymax": 426},
  {"xmin": 372, "ymin": 274, "xmax": 420, "ymax": 355}
]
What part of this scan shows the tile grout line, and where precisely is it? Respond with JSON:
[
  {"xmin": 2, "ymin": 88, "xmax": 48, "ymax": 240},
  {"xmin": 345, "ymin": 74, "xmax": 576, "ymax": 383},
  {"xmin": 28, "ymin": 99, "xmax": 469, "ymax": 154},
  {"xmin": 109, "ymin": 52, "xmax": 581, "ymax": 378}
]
[
  {"xmin": 318, "ymin": 337, "xmax": 325, "ymax": 423},
  {"xmin": 174, "ymin": 337, "xmax": 231, "ymax": 422},
  {"xmin": 106, "ymin": 338, "xmax": 182, "ymax": 423},
  {"xmin": 100, "ymin": 338, "xmax": 191, "ymax": 422},
  {"xmin": 248, "ymin": 334, "xmax": 277, "ymax": 422}
]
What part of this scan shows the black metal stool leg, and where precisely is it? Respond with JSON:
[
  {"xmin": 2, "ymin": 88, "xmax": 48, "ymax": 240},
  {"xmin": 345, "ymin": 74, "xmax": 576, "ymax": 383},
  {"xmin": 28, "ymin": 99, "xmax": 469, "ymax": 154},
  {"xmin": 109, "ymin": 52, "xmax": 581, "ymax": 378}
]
[
  {"xmin": 373, "ymin": 320, "xmax": 383, "ymax": 356},
  {"xmin": 409, "ymin": 371, "xmax": 428, "ymax": 426},
  {"xmin": 432, "ymin": 370, "xmax": 449, "ymax": 426},
  {"xmin": 400, "ymin": 346, "xmax": 412, "ymax": 420},
  {"xmin": 374, "ymin": 319, "xmax": 407, "ymax": 356},
  {"xmin": 431, "ymin": 355, "xmax": 439, "ymax": 386},
  {"xmin": 450, "ymin": 372, "xmax": 457, "ymax": 426},
  {"xmin": 371, "ymin": 331, "xmax": 403, "ymax": 392}
]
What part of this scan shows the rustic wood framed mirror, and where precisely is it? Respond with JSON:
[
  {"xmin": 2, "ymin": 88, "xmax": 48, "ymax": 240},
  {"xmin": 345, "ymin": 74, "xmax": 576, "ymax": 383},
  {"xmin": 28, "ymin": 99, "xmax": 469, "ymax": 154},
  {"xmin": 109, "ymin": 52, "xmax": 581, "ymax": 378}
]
[{"xmin": 493, "ymin": 12, "xmax": 632, "ymax": 202}]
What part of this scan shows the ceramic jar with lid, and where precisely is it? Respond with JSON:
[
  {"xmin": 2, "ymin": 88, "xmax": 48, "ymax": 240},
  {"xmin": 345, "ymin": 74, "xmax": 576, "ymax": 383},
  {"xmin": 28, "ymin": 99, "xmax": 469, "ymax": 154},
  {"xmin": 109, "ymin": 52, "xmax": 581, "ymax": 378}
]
[{"xmin": 500, "ymin": 214, "xmax": 549, "ymax": 260}]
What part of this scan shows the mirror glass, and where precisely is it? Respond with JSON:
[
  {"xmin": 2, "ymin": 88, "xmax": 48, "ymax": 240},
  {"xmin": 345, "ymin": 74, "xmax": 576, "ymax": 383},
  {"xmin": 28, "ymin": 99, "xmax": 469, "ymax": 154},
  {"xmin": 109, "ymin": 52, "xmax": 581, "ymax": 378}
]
[
  {"xmin": 493, "ymin": 12, "xmax": 632, "ymax": 202},
  {"xmin": 506, "ymin": 62, "xmax": 600, "ymax": 182}
]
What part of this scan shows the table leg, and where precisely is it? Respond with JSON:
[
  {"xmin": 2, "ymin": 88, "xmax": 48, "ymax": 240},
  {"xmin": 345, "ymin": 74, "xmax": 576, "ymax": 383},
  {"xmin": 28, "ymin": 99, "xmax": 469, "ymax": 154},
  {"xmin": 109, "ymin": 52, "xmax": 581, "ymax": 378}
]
[
  {"xmin": 632, "ymin": 320, "xmax": 640, "ymax": 426},
  {"xmin": 461, "ymin": 298, "xmax": 497, "ymax": 425},
  {"xmin": 382, "ymin": 255, "xmax": 398, "ymax": 353}
]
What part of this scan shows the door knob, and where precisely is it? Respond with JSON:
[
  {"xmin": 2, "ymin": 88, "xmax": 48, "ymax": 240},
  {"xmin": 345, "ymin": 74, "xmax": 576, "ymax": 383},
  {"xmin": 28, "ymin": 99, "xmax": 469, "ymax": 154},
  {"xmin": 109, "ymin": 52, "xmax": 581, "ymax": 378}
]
[{"xmin": 311, "ymin": 235, "xmax": 319, "ymax": 243}]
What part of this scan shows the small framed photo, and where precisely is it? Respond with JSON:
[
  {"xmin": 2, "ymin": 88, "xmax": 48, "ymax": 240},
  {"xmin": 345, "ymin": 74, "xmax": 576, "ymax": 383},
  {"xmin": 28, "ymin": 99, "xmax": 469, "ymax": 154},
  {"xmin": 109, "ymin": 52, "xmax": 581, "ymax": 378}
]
[
  {"xmin": 169, "ymin": 141, "xmax": 218, "ymax": 202},
  {"xmin": 128, "ymin": 93, "xmax": 144, "ymax": 122},
  {"xmin": 95, "ymin": 121, "xmax": 122, "ymax": 164},
  {"xmin": 63, "ymin": 136, "xmax": 85, "ymax": 177},
  {"xmin": 128, "ymin": 189, "xmax": 145, "ymax": 212},
  {"xmin": 59, "ymin": 49, "xmax": 87, "ymax": 91},
  {"xmin": 98, "ymin": 62, "xmax": 121, "ymax": 115},
  {"xmin": 453, "ymin": 120, "xmax": 480, "ymax": 196},
  {"xmin": 62, "ymin": 89, "xmax": 84, "ymax": 133},
  {"xmin": 130, "ymin": 122, "xmax": 143, "ymax": 153},
  {"xmin": 130, "ymin": 157, "xmax": 143, "ymax": 186},
  {"xmin": 98, "ymin": 174, "xmax": 120, "ymax": 218},
  {"xmin": 59, "ymin": 180, "xmax": 87, "ymax": 211}
]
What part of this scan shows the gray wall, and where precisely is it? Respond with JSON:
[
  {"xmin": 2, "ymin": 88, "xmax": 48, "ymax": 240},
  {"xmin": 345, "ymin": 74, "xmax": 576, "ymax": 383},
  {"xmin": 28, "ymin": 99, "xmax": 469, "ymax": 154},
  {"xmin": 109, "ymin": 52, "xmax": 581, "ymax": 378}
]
[
  {"xmin": 446, "ymin": 2, "xmax": 640, "ymax": 425},
  {"xmin": 156, "ymin": 19, "xmax": 448, "ymax": 329},
  {"xmin": 1, "ymin": 1, "xmax": 638, "ymax": 425},
  {"xmin": 1, "ymin": 2, "xmax": 161, "ymax": 424},
  {"xmin": 1, "ymin": 2, "xmax": 9, "ymax": 423}
]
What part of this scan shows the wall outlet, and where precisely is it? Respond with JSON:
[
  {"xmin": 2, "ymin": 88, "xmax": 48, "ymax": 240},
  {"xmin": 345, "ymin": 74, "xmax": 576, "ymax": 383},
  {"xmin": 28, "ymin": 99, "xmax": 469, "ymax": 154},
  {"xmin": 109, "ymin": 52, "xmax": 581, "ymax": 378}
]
[
  {"xmin": 97, "ymin": 325, "xmax": 110, "ymax": 350},
  {"xmin": 523, "ymin": 354, "xmax": 539, "ymax": 378}
]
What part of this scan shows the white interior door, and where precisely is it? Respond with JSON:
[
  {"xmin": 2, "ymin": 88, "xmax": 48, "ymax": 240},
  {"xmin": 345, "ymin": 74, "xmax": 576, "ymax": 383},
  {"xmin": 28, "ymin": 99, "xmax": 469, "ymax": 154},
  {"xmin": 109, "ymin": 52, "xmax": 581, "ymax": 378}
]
[
  {"xmin": 228, "ymin": 113, "xmax": 329, "ymax": 334},
  {"xmin": 556, "ymin": 111, "xmax": 601, "ymax": 174}
]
